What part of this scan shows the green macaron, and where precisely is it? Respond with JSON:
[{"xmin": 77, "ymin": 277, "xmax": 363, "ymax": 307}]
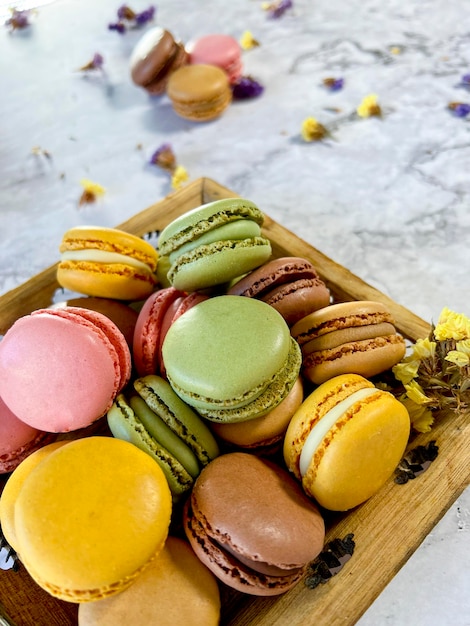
[
  {"xmin": 107, "ymin": 375, "xmax": 219, "ymax": 498},
  {"xmin": 162, "ymin": 295, "xmax": 302, "ymax": 422},
  {"xmin": 157, "ymin": 198, "xmax": 272, "ymax": 292}
]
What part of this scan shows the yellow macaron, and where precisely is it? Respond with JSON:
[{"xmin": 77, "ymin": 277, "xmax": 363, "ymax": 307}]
[
  {"xmin": 283, "ymin": 373, "xmax": 410, "ymax": 511},
  {"xmin": 57, "ymin": 226, "xmax": 159, "ymax": 300},
  {"xmin": 11, "ymin": 437, "xmax": 172, "ymax": 602}
]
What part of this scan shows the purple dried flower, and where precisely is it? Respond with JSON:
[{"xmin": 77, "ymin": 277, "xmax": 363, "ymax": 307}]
[
  {"xmin": 79, "ymin": 53, "xmax": 105, "ymax": 72},
  {"xmin": 232, "ymin": 76, "xmax": 264, "ymax": 100},
  {"xmin": 150, "ymin": 143, "xmax": 177, "ymax": 172},
  {"xmin": 461, "ymin": 74, "xmax": 470, "ymax": 85},
  {"xmin": 266, "ymin": 0, "xmax": 293, "ymax": 19},
  {"xmin": 135, "ymin": 6, "xmax": 156, "ymax": 25},
  {"xmin": 448, "ymin": 102, "xmax": 470, "ymax": 117},
  {"xmin": 5, "ymin": 9, "xmax": 31, "ymax": 31},
  {"xmin": 108, "ymin": 22, "xmax": 126, "ymax": 34},
  {"xmin": 323, "ymin": 77, "xmax": 344, "ymax": 92}
]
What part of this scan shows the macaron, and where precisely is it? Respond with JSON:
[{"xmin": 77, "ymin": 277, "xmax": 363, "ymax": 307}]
[
  {"xmin": 0, "ymin": 394, "xmax": 53, "ymax": 474},
  {"xmin": 166, "ymin": 63, "xmax": 232, "ymax": 122},
  {"xmin": 291, "ymin": 300, "xmax": 407, "ymax": 385},
  {"xmin": 78, "ymin": 536, "xmax": 221, "ymax": 626},
  {"xmin": 283, "ymin": 373, "xmax": 411, "ymax": 511},
  {"xmin": 11, "ymin": 437, "xmax": 172, "ymax": 602},
  {"xmin": 183, "ymin": 452, "xmax": 325, "ymax": 595},
  {"xmin": 107, "ymin": 374, "xmax": 219, "ymax": 499},
  {"xmin": 130, "ymin": 26, "xmax": 188, "ymax": 95},
  {"xmin": 157, "ymin": 198, "xmax": 272, "ymax": 292},
  {"xmin": 187, "ymin": 34, "xmax": 243, "ymax": 84},
  {"xmin": 57, "ymin": 226, "xmax": 159, "ymax": 301},
  {"xmin": 0, "ymin": 306, "xmax": 131, "ymax": 432},
  {"xmin": 133, "ymin": 287, "xmax": 208, "ymax": 377},
  {"xmin": 162, "ymin": 296, "xmax": 302, "ymax": 422},
  {"xmin": 210, "ymin": 377, "xmax": 303, "ymax": 451},
  {"xmin": 227, "ymin": 256, "xmax": 331, "ymax": 325},
  {"xmin": 52, "ymin": 296, "xmax": 139, "ymax": 347}
]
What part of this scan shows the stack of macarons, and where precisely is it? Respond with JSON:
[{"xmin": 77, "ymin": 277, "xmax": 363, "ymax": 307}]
[{"xmin": 129, "ymin": 27, "xmax": 252, "ymax": 121}]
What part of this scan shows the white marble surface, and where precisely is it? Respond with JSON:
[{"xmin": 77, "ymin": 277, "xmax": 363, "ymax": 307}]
[{"xmin": 0, "ymin": 0, "xmax": 469, "ymax": 624}]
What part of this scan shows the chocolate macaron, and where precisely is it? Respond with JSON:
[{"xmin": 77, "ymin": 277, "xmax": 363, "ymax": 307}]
[
  {"xmin": 130, "ymin": 26, "xmax": 188, "ymax": 95},
  {"xmin": 184, "ymin": 452, "xmax": 325, "ymax": 595},
  {"xmin": 228, "ymin": 256, "xmax": 331, "ymax": 325}
]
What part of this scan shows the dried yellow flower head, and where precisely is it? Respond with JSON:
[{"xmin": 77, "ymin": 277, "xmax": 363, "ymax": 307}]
[
  {"xmin": 301, "ymin": 117, "xmax": 327, "ymax": 141},
  {"xmin": 79, "ymin": 179, "xmax": 106, "ymax": 205},
  {"xmin": 171, "ymin": 165, "xmax": 189, "ymax": 190},
  {"xmin": 240, "ymin": 30, "xmax": 260, "ymax": 50},
  {"xmin": 357, "ymin": 94, "xmax": 382, "ymax": 118}
]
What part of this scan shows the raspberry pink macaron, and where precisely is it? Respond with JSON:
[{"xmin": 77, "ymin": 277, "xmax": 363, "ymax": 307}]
[{"xmin": 0, "ymin": 307, "xmax": 131, "ymax": 432}]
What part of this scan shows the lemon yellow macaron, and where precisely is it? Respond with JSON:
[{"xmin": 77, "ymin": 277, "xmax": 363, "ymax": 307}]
[
  {"xmin": 57, "ymin": 226, "xmax": 159, "ymax": 300},
  {"xmin": 10, "ymin": 437, "xmax": 172, "ymax": 602},
  {"xmin": 283, "ymin": 373, "xmax": 410, "ymax": 511}
]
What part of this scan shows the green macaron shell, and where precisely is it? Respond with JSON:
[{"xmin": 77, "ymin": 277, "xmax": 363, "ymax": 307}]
[
  {"xmin": 196, "ymin": 337, "xmax": 302, "ymax": 422},
  {"xmin": 162, "ymin": 296, "xmax": 294, "ymax": 416},
  {"xmin": 107, "ymin": 394, "xmax": 194, "ymax": 496},
  {"xmin": 168, "ymin": 219, "xmax": 262, "ymax": 264},
  {"xmin": 158, "ymin": 198, "xmax": 264, "ymax": 256},
  {"xmin": 134, "ymin": 375, "xmax": 220, "ymax": 466},
  {"xmin": 168, "ymin": 237, "xmax": 272, "ymax": 292}
]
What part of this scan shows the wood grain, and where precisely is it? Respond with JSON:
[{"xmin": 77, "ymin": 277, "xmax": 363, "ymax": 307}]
[{"xmin": 0, "ymin": 178, "xmax": 468, "ymax": 626}]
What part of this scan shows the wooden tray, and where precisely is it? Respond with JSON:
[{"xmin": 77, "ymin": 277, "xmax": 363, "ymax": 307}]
[{"xmin": 1, "ymin": 178, "xmax": 469, "ymax": 626}]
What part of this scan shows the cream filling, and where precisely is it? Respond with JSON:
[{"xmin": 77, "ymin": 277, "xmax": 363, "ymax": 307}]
[
  {"xmin": 61, "ymin": 249, "xmax": 151, "ymax": 272},
  {"xmin": 299, "ymin": 387, "xmax": 377, "ymax": 477}
]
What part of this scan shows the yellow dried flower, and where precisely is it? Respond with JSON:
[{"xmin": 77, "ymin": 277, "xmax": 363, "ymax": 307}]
[
  {"xmin": 456, "ymin": 339, "xmax": 470, "ymax": 355},
  {"xmin": 171, "ymin": 165, "xmax": 189, "ymax": 190},
  {"xmin": 392, "ymin": 360, "xmax": 420, "ymax": 385},
  {"xmin": 79, "ymin": 179, "xmax": 106, "ymax": 205},
  {"xmin": 434, "ymin": 307, "xmax": 470, "ymax": 341},
  {"xmin": 240, "ymin": 30, "xmax": 260, "ymax": 50},
  {"xmin": 411, "ymin": 337, "xmax": 436, "ymax": 360},
  {"xmin": 404, "ymin": 380, "xmax": 430, "ymax": 406},
  {"xmin": 357, "ymin": 94, "xmax": 382, "ymax": 118},
  {"xmin": 445, "ymin": 350, "xmax": 469, "ymax": 367},
  {"xmin": 399, "ymin": 396, "xmax": 434, "ymax": 433},
  {"xmin": 301, "ymin": 117, "xmax": 327, "ymax": 142}
]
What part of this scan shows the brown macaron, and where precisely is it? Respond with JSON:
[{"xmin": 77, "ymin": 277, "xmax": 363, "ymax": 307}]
[
  {"xmin": 291, "ymin": 300, "xmax": 406, "ymax": 385},
  {"xmin": 183, "ymin": 452, "xmax": 325, "ymax": 596},
  {"xmin": 130, "ymin": 26, "xmax": 188, "ymax": 95},
  {"xmin": 167, "ymin": 64, "xmax": 232, "ymax": 122},
  {"xmin": 228, "ymin": 256, "xmax": 331, "ymax": 325}
]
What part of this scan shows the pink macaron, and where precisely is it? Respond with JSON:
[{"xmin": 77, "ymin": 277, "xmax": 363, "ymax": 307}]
[
  {"xmin": 133, "ymin": 287, "xmax": 208, "ymax": 377},
  {"xmin": 0, "ymin": 307, "xmax": 131, "ymax": 433},
  {"xmin": 0, "ymin": 395, "xmax": 53, "ymax": 474},
  {"xmin": 187, "ymin": 34, "xmax": 243, "ymax": 84}
]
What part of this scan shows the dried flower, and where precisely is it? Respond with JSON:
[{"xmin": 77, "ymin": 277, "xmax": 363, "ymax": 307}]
[
  {"xmin": 232, "ymin": 76, "xmax": 264, "ymax": 99},
  {"xmin": 323, "ymin": 77, "xmax": 344, "ymax": 92},
  {"xmin": 448, "ymin": 102, "xmax": 470, "ymax": 117},
  {"xmin": 392, "ymin": 307, "xmax": 470, "ymax": 431},
  {"xmin": 78, "ymin": 53, "xmax": 104, "ymax": 72},
  {"xmin": 31, "ymin": 146, "xmax": 52, "ymax": 160},
  {"xmin": 390, "ymin": 46, "xmax": 402, "ymax": 55},
  {"xmin": 5, "ymin": 8, "xmax": 32, "ymax": 31},
  {"xmin": 301, "ymin": 117, "xmax": 328, "ymax": 141},
  {"xmin": 240, "ymin": 31, "xmax": 260, "ymax": 50},
  {"xmin": 79, "ymin": 179, "xmax": 106, "ymax": 206},
  {"xmin": 357, "ymin": 94, "xmax": 382, "ymax": 118},
  {"xmin": 108, "ymin": 5, "xmax": 156, "ymax": 33},
  {"xmin": 150, "ymin": 143, "xmax": 177, "ymax": 172},
  {"xmin": 171, "ymin": 165, "xmax": 189, "ymax": 190},
  {"xmin": 262, "ymin": 0, "xmax": 293, "ymax": 19},
  {"xmin": 461, "ymin": 74, "xmax": 470, "ymax": 86}
]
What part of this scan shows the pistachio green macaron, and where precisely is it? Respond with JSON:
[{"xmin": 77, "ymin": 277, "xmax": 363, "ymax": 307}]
[
  {"xmin": 162, "ymin": 295, "xmax": 302, "ymax": 422},
  {"xmin": 157, "ymin": 198, "xmax": 272, "ymax": 292},
  {"xmin": 107, "ymin": 375, "xmax": 219, "ymax": 499}
]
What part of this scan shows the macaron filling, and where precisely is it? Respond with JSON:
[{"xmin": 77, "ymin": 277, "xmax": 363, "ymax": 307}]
[
  {"xmin": 61, "ymin": 249, "xmax": 154, "ymax": 272},
  {"xmin": 299, "ymin": 387, "xmax": 379, "ymax": 477}
]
